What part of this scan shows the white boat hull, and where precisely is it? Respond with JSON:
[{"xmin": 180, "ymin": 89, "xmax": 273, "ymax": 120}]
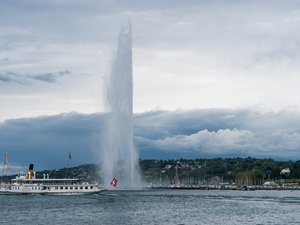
[{"xmin": 0, "ymin": 187, "xmax": 106, "ymax": 195}]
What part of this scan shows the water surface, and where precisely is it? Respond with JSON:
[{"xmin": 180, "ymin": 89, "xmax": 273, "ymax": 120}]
[{"xmin": 0, "ymin": 189, "xmax": 299, "ymax": 225}]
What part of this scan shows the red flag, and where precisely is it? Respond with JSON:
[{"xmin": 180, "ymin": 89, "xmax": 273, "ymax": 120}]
[{"xmin": 110, "ymin": 177, "xmax": 118, "ymax": 187}]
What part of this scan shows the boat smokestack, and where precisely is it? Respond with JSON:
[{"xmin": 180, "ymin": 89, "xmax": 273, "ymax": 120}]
[{"xmin": 27, "ymin": 164, "xmax": 34, "ymax": 179}]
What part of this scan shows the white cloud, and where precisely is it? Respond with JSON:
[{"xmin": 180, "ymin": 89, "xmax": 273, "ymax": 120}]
[
  {"xmin": 154, "ymin": 129, "xmax": 255, "ymax": 154},
  {"xmin": 134, "ymin": 108, "xmax": 300, "ymax": 159}
]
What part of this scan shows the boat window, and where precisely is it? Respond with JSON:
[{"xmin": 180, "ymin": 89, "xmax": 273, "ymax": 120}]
[
  {"xmin": 75, "ymin": 187, "xmax": 78, "ymax": 189},
  {"xmin": 80, "ymin": 187, "xmax": 83, "ymax": 189},
  {"xmin": 70, "ymin": 187, "xmax": 73, "ymax": 189},
  {"xmin": 85, "ymin": 186, "xmax": 88, "ymax": 189},
  {"xmin": 65, "ymin": 187, "xmax": 68, "ymax": 189},
  {"xmin": 60, "ymin": 187, "xmax": 63, "ymax": 190},
  {"xmin": 90, "ymin": 186, "xmax": 93, "ymax": 189}
]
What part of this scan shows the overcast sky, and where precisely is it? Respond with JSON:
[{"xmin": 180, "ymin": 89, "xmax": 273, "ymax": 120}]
[
  {"xmin": 1, "ymin": 0, "xmax": 300, "ymax": 170},
  {"xmin": 1, "ymin": 0, "xmax": 300, "ymax": 120}
]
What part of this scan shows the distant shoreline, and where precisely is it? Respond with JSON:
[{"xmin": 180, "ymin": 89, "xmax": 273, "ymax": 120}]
[{"xmin": 150, "ymin": 186, "xmax": 300, "ymax": 191}]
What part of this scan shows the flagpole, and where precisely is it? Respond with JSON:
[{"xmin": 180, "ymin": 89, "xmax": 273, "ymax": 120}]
[
  {"xmin": 2, "ymin": 155, "xmax": 4, "ymax": 177},
  {"xmin": 65, "ymin": 157, "xmax": 69, "ymax": 178},
  {"xmin": 2, "ymin": 152, "xmax": 8, "ymax": 177}
]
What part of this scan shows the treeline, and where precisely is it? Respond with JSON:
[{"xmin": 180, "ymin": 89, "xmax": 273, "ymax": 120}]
[
  {"xmin": 140, "ymin": 158, "xmax": 300, "ymax": 185},
  {"xmin": 2, "ymin": 158, "xmax": 300, "ymax": 185},
  {"xmin": 36, "ymin": 164, "xmax": 100, "ymax": 181}
]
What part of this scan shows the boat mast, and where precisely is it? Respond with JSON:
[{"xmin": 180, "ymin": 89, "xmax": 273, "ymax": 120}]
[
  {"xmin": 65, "ymin": 152, "xmax": 72, "ymax": 178},
  {"xmin": 2, "ymin": 152, "xmax": 8, "ymax": 177},
  {"xmin": 175, "ymin": 162, "xmax": 180, "ymax": 186}
]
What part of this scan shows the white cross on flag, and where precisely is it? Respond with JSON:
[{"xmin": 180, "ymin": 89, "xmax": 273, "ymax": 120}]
[{"xmin": 110, "ymin": 177, "xmax": 118, "ymax": 187}]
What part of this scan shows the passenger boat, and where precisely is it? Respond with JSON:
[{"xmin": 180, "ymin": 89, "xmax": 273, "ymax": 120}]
[{"xmin": 0, "ymin": 164, "xmax": 106, "ymax": 195}]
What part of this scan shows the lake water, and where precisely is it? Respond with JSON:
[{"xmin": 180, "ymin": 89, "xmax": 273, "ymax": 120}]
[{"xmin": 0, "ymin": 189, "xmax": 299, "ymax": 225}]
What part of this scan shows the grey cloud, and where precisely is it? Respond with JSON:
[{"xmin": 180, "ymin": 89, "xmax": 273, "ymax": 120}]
[
  {"xmin": 29, "ymin": 70, "xmax": 71, "ymax": 83},
  {"xmin": 148, "ymin": 129, "xmax": 300, "ymax": 159},
  {"xmin": 1, "ymin": 109, "xmax": 300, "ymax": 170},
  {"xmin": 1, "ymin": 0, "xmax": 300, "ymax": 104},
  {"xmin": 0, "ymin": 112, "xmax": 103, "ymax": 170},
  {"xmin": 134, "ymin": 109, "xmax": 300, "ymax": 159},
  {"xmin": 0, "ymin": 74, "xmax": 15, "ymax": 82},
  {"xmin": 0, "ymin": 70, "xmax": 71, "ymax": 84},
  {"xmin": 135, "ymin": 109, "xmax": 300, "ymax": 137},
  {"xmin": 0, "ymin": 72, "xmax": 26, "ymax": 84}
]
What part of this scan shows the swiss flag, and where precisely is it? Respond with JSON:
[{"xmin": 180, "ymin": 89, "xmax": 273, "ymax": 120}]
[{"xmin": 110, "ymin": 177, "xmax": 118, "ymax": 187}]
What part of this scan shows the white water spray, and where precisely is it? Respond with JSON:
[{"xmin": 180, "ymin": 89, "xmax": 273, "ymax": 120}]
[{"xmin": 101, "ymin": 21, "xmax": 141, "ymax": 188}]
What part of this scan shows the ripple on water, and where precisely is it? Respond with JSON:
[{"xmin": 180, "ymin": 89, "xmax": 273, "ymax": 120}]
[{"xmin": 0, "ymin": 190, "xmax": 299, "ymax": 225}]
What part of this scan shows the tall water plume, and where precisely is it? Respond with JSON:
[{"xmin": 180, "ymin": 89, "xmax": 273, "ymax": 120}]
[{"xmin": 101, "ymin": 21, "xmax": 141, "ymax": 188}]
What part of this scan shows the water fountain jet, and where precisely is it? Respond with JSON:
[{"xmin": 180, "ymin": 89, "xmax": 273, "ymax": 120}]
[{"xmin": 101, "ymin": 20, "xmax": 141, "ymax": 188}]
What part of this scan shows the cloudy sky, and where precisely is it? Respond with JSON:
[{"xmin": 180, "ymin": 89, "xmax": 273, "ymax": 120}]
[{"xmin": 1, "ymin": 0, "xmax": 300, "ymax": 171}]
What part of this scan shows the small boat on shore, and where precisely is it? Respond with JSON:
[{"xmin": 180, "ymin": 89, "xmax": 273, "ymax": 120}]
[{"xmin": 0, "ymin": 164, "xmax": 106, "ymax": 195}]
